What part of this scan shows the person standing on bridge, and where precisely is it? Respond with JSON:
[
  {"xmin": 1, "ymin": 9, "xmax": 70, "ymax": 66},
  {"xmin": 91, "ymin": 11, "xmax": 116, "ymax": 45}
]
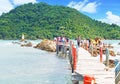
[{"xmin": 77, "ymin": 35, "xmax": 81, "ymax": 47}]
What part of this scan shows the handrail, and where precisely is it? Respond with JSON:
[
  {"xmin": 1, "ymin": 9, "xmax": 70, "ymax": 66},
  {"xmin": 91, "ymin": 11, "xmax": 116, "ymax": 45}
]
[
  {"xmin": 115, "ymin": 62, "xmax": 120, "ymax": 84},
  {"xmin": 114, "ymin": 62, "xmax": 120, "ymax": 71},
  {"xmin": 115, "ymin": 70, "xmax": 120, "ymax": 80},
  {"xmin": 112, "ymin": 62, "xmax": 120, "ymax": 72}
]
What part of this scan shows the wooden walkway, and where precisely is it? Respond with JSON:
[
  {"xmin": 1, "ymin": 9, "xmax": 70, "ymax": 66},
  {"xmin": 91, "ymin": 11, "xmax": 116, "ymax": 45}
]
[{"xmin": 75, "ymin": 47, "xmax": 115, "ymax": 84}]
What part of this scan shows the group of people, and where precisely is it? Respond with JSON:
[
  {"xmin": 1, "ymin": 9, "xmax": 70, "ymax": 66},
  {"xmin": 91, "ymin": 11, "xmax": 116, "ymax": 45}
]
[
  {"xmin": 54, "ymin": 36, "xmax": 70, "ymax": 54},
  {"xmin": 77, "ymin": 35, "xmax": 102, "ymax": 50},
  {"xmin": 54, "ymin": 35, "xmax": 102, "ymax": 50},
  {"xmin": 77, "ymin": 36, "xmax": 89, "ymax": 50},
  {"xmin": 54, "ymin": 36, "xmax": 69, "ymax": 43}
]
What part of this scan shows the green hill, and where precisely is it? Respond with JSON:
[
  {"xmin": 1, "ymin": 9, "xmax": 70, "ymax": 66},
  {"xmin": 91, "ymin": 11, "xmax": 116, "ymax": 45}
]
[{"xmin": 0, "ymin": 2, "xmax": 120, "ymax": 40}]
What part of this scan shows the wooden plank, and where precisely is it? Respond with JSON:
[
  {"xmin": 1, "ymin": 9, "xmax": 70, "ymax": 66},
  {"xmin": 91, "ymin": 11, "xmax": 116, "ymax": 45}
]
[{"xmin": 75, "ymin": 48, "xmax": 115, "ymax": 84}]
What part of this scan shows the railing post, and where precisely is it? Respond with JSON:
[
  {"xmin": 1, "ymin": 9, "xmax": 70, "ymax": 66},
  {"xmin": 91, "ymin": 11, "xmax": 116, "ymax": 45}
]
[
  {"xmin": 56, "ymin": 39, "xmax": 59, "ymax": 55},
  {"xmin": 86, "ymin": 40, "xmax": 89, "ymax": 50},
  {"xmin": 62, "ymin": 42, "xmax": 65, "ymax": 55},
  {"xmin": 69, "ymin": 41, "xmax": 74, "ymax": 73},
  {"xmin": 115, "ymin": 60, "xmax": 120, "ymax": 76},
  {"xmin": 106, "ymin": 47, "xmax": 109, "ymax": 67},
  {"xmin": 73, "ymin": 46, "xmax": 77, "ymax": 71},
  {"xmin": 115, "ymin": 59, "xmax": 120, "ymax": 84},
  {"xmin": 76, "ymin": 45, "xmax": 78, "ymax": 61},
  {"xmin": 89, "ymin": 43, "xmax": 93, "ymax": 56},
  {"xmin": 69, "ymin": 41, "xmax": 72, "ymax": 63},
  {"xmin": 99, "ymin": 47, "xmax": 103, "ymax": 62},
  {"xmin": 72, "ymin": 43, "xmax": 74, "ymax": 73}
]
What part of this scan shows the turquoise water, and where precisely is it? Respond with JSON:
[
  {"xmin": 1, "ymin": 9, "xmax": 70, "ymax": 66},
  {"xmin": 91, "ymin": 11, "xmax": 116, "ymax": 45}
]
[
  {"xmin": 102, "ymin": 40, "xmax": 120, "ymax": 45},
  {"xmin": 0, "ymin": 40, "xmax": 71, "ymax": 84},
  {"xmin": 0, "ymin": 40, "xmax": 120, "ymax": 84}
]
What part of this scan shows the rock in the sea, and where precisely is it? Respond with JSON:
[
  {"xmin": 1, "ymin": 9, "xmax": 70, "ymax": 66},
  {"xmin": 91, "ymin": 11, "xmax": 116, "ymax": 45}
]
[
  {"xmin": 108, "ymin": 44, "xmax": 113, "ymax": 48},
  {"xmin": 21, "ymin": 42, "xmax": 33, "ymax": 47},
  {"xmin": 109, "ymin": 50, "xmax": 116, "ymax": 56},
  {"xmin": 34, "ymin": 39, "xmax": 56, "ymax": 52},
  {"xmin": 109, "ymin": 59, "xmax": 115, "ymax": 68},
  {"xmin": 103, "ymin": 59, "xmax": 115, "ymax": 68},
  {"xmin": 20, "ymin": 39, "xmax": 26, "ymax": 42},
  {"xmin": 92, "ymin": 50, "xmax": 99, "ymax": 57}
]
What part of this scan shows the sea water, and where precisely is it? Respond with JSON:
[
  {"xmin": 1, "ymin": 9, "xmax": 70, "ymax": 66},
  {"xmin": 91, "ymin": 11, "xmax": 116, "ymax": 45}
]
[
  {"xmin": 102, "ymin": 40, "xmax": 120, "ymax": 60},
  {"xmin": 0, "ymin": 40, "xmax": 71, "ymax": 84},
  {"xmin": 0, "ymin": 40, "xmax": 120, "ymax": 84}
]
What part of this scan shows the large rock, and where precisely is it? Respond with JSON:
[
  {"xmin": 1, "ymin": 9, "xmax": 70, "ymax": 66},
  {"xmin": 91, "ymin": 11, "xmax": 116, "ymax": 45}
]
[{"xmin": 34, "ymin": 39, "xmax": 56, "ymax": 52}]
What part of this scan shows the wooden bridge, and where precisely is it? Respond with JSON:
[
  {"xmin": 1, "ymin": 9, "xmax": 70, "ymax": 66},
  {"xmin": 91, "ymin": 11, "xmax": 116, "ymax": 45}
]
[
  {"xmin": 75, "ymin": 47, "xmax": 115, "ymax": 84},
  {"xmin": 56, "ymin": 40, "xmax": 120, "ymax": 84}
]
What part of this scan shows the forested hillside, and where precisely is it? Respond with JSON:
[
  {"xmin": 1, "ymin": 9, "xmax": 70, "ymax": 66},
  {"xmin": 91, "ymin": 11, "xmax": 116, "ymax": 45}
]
[{"xmin": 0, "ymin": 2, "xmax": 120, "ymax": 40}]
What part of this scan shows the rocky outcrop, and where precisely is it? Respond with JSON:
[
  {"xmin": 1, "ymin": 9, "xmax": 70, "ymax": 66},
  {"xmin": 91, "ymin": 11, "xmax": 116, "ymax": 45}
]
[
  {"xmin": 103, "ymin": 44, "xmax": 113, "ymax": 49},
  {"xmin": 20, "ymin": 39, "xmax": 26, "ymax": 42},
  {"xmin": 109, "ymin": 59, "xmax": 115, "ymax": 68},
  {"xmin": 12, "ymin": 40, "xmax": 33, "ymax": 47},
  {"xmin": 89, "ymin": 49, "xmax": 99, "ymax": 57},
  {"xmin": 34, "ymin": 39, "xmax": 56, "ymax": 52},
  {"xmin": 103, "ymin": 59, "xmax": 115, "ymax": 68},
  {"xmin": 21, "ymin": 42, "xmax": 33, "ymax": 47},
  {"xmin": 88, "ymin": 45, "xmax": 116, "ymax": 57},
  {"xmin": 109, "ymin": 50, "xmax": 116, "ymax": 56}
]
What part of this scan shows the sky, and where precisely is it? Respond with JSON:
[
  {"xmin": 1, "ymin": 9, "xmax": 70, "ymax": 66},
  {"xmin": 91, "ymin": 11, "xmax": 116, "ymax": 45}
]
[{"xmin": 0, "ymin": 0, "xmax": 120, "ymax": 26}]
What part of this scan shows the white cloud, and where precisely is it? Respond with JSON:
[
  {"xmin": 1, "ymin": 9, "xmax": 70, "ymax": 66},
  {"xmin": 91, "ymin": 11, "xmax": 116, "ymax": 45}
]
[
  {"xmin": 13, "ymin": 0, "xmax": 37, "ymax": 6},
  {"xmin": 67, "ymin": 0, "xmax": 100, "ymax": 13},
  {"xmin": 99, "ymin": 11, "xmax": 120, "ymax": 26},
  {"xmin": 67, "ymin": 0, "xmax": 88, "ymax": 11},
  {"xmin": 0, "ymin": 0, "xmax": 14, "ymax": 15},
  {"xmin": 0, "ymin": 0, "xmax": 38, "ymax": 16},
  {"xmin": 81, "ymin": 2, "xmax": 98, "ymax": 13}
]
